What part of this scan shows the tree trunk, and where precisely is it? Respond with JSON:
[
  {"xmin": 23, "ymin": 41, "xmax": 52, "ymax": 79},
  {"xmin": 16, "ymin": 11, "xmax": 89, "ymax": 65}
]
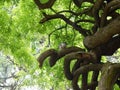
[{"xmin": 98, "ymin": 62, "xmax": 120, "ymax": 90}]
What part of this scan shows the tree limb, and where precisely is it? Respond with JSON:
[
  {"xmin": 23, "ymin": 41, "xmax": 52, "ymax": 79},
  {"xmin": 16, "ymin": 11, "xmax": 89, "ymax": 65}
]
[
  {"xmin": 84, "ymin": 16, "xmax": 120, "ymax": 49},
  {"xmin": 37, "ymin": 46, "xmax": 85, "ymax": 67},
  {"xmin": 64, "ymin": 51, "xmax": 98, "ymax": 80},
  {"xmin": 34, "ymin": 0, "xmax": 56, "ymax": 9},
  {"xmin": 92, "ymin": 0, "xmax": 104, "ymax": 30},
  {"xmin": 40, "ymin": 13, "xmax": 90, "ymax": 36},
  {"xmin": 72, "ymin": 64, "xmax": 103, "ymax": 90},
  {"xmin": 98, "ymin": 62, "xmax": 120, "ymax": 90},
  {"xmin": 100, "ymin": 0, "xmax": 120, "ymax": 27}
]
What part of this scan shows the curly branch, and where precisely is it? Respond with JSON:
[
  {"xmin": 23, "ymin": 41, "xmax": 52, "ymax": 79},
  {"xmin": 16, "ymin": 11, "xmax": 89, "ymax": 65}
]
[
  {"xmin": 84, "ymin": 16, "xmax": 120, "ymax": 49},
  {"xmin": 51, "ymin": 46, "xmax": 85, "ymax": 66},
  {"xmin": 64, "ymin": 51, "xmax": 98, "ymax": 80},
  {"xmin": 82, "ymin": 72, "xmax": 88, "ymax": 90},
  {"xmin": 34, "ymin": 0, "xmax": 56, "ymax": 9},
  {"xmin": 100, "ymin": 0, "xmax": 120, "ymax": 27},
  {"xmin": 72, "ymin": 64, "xmax": 103, "ymax": 90},
  {"xmin": 37, "ymin": 46, "xmax": 85, "ymax": 67},
  {"xmin": 92, "ymin": 0, "xmax": 104, "ymax": 28},
  {"xmin": 72, "ymin": 59, "xmax": 82, "ymax": 74},
  {"xmin": 90, "ymin": 71, "xmax": 100, "ymax": 89},
  {"xmin": 87, "ymin": 81, "xmax": 98, "ymax": 89},
  {"xmin": 64, "ymin": 52, "xmax": 84, "ymax": 80},
  {"xmin": 37, "ymin": 49, "xmax": 57, "ymax": 67}
]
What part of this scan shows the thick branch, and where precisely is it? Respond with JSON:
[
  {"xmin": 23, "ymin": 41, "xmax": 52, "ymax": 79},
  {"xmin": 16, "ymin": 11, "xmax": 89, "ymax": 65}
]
[
  {"xmin": 37, "ymin": 46, "xmax": 85, "ymax": 67},
  {"xmin": 100, "ymin": 0, "xmax": 120, "ymax": 27},
  {"xmin": 84, "ymin": 16, "xmax": 120, "ymax": 49},
  {"xmin": 72, "ymin": 64, "xmax": 103, "ymax": 90},
  {"xmin": 64, "ymin": 51, "xmax": 98, "ymax": 80},
  {"xmin": 90, "ymin": 71, "xmax": 99, "ymax": 89},
  {"xmin": 37, "ymin": 49, "xmax": 57, "ymax": 67},
  {"xmin": 98, "ymin": 62, "xmax": 120, "ymax": 90},
  {"xmin": 92, "ymin": 0, "xmax": 104, "ymax": 28},
  {"xmin": 50, "ymin": 46, "xmax": 85, "ymax": 66},
  {"xmin": 100, "ymin": 35, "xmax": 120, "ymax": 55},
  {"xmin": 34, "ymin": 0, "xmax": 56, "ymax": 9}
]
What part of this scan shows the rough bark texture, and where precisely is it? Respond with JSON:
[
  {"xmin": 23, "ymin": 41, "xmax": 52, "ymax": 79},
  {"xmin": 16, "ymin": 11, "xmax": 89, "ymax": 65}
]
[{"xmin": 98, "ymin": 63, "xmax": 120, "ymax": 90}]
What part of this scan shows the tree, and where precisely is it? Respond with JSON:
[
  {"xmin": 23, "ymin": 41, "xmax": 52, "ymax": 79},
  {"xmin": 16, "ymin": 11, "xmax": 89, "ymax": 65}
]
[{"xmin": 34, "ymin": 0, "xmax": 120, "ymax": 90}]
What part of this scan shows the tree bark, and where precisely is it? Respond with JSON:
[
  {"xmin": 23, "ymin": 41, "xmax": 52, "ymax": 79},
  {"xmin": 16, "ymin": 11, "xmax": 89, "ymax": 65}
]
[{"xmin": 98, "ymin": 62, "xmax": 120, "ymax": 90}]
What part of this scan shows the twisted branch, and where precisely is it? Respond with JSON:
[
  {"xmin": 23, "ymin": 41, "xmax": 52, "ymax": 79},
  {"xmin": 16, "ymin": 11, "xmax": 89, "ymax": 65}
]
[
  {"xmin": 100, "ymin": 0, "xmax": 120, "ymax": 27},
  {"xmin": 92, "ymin": 0, "xmax": 104, "ymax": 30},
  {"xmin": 84, "ymin": 16, "xmax": 120, "ymax": 49},
  {"xmin": 64, "ymin": 51, "xmax": 97, "ymax": 80},
  {"xmin": 72, "ymin": 64, "xmax": 103, "ymax": 90},
  {"xmin": 37, "ymin": 46, "xmax": 85, "ymax": 67}
]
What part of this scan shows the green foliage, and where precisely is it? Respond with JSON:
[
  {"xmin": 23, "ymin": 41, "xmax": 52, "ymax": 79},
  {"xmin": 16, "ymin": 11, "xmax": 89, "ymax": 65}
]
[
  {"xmin": 2, "ymin": 0, "xmax": 119, "ymax": 89},
  {"xmin": 0, "ymin": 0, "xmax": 72, "ymax": 88}
]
